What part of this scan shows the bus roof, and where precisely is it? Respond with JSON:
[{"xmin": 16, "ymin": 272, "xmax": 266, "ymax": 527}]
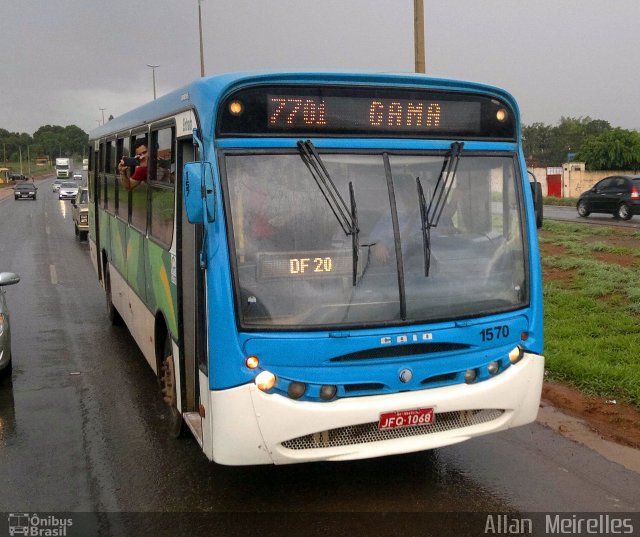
[{"xmin": 89, "ymin": 71, "xmax": 520, "ymax": 141}]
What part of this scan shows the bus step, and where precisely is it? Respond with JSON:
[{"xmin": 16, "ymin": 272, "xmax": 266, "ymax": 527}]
[{"xmin": 184, "ymin": 412, "xmax": 203, "ymax": 447}]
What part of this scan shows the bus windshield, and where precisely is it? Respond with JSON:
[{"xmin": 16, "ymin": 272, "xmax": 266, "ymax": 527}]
[{"xmin": 225, "ymin": 151, "xmax": 527, "ymax": 329}]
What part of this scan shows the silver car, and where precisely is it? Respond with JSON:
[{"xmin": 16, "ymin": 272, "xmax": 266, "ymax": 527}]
[
  {"xmin": 0, "ymin": 272, "xmax": 20, "ymax": 374},
  {"xmin": 59, "ymin": 181, "xmax": 79, "ymax": 200}
]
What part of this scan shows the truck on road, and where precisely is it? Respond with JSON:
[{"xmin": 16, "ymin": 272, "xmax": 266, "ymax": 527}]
[{"xmin": 55, "ymin": 158, "xmax": 71, "ymax": 178}]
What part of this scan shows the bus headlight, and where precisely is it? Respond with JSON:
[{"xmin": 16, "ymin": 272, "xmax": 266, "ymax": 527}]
[
  {"xmin": 255, "ymin": 371, "xmax": 276, "ymax": 392},
  {"xmin": 509, "ymin": 346, "xmax": 525, "ymax": 364}
]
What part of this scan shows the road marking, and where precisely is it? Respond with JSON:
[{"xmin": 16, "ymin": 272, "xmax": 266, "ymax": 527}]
[{"xmin": 50, "ymin": 264, "xmax": 58, "ymax": 284}]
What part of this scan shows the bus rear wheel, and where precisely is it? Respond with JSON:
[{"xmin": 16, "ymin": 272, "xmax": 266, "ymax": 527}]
[{"xmin": 160, "ymin": 336, "xmax": 185, "ymax": 438}]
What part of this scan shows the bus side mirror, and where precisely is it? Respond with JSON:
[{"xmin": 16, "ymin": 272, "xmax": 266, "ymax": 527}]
[
  {"xmin": 183, "ymin": 162, "xmax": 216, "ymax": 224},
  {"xmin": 530, "ymin": 181, "xmax": 543, "ymax": 228}
]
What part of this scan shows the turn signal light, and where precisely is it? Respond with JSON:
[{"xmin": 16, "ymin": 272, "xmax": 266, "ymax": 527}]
[{"xmin": 245, "ymin": 356, "xmax": 259, "ymax": 369}]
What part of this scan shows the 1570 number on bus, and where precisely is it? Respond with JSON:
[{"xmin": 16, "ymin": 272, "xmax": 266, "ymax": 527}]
[{"xmin": 480, "ymin": 325, "xmax": 509, "ymax": 342}]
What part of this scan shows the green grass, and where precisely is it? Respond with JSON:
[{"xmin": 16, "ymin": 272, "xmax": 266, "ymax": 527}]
[
  {"xmin": 543, "ymin": 196, "xmax": 578, "ymax": 207},
  {"xmin": 540, "ymin": 220, "xmax": 640, "ymax": 406}
]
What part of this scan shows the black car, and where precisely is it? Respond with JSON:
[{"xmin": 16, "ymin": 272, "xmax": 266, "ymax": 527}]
[
  {"xmin": 577, "ymin": 175, "xmax": 640, "ymax": 221},
  {"xmin": 7, "ymin": 172, "xmax": 26, "ymax": 182},
  {"xmin": 13, "ymin": 183, "xmax": 38, "ymax": 200}
]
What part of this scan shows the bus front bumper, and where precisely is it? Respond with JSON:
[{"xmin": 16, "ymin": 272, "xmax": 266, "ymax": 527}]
[{"xmin": 206, "ymin": 352, "xmax": 544, "ymax": 465}]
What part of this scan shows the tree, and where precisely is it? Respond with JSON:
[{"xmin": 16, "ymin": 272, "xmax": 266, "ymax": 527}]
[
  {"xmin": 523, "ymin": 117, "xmax": 612, "ymax": 166},
  {"xmin": 574, "ymin": 128, "xmax": 640, "ymax": 171},
  {"xmin": 1, "ymin": 124, "xmax": 89, "ymax": 163},
  {"xmin": 522, "ymin": 122, "xmax": 554, "ymax": 166},
  {"xmin": 32, "ymin": 124, "xmax": 88, "ymax": 160}
]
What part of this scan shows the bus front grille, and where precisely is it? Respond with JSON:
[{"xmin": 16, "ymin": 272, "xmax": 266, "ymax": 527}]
[{"xmin": 280, "ymin": 409, "xmax": 504, "ymax": 450}]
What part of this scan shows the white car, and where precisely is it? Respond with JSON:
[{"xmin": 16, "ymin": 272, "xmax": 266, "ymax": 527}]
[
  {"xmin": 73, "ymin": 173, "xmax": 83, "ymax": 182},
  {"xmin": 59, "ymin": 181, "xmax": 79, "ymax": 200},
  {"xmin": 52, "ymin": 179, "xmax": 64, "ymax": 192}
]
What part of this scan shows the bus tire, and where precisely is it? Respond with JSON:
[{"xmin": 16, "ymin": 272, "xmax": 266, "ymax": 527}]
[
  {"xmin": 0, "ymin": 354, "xmax": 11, "ymax": 377},
  {"xmin": 104, "ymin": 264, "xmax": 123, "ymax": 326},
  {"xmin": 160, "ymin": 335, "xmax": 185, "ymax": 438}
]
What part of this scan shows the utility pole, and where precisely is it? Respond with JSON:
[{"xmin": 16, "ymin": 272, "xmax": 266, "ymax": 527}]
[
  {"xmin": 99, "ymin": 108, "xmax": 106, "ymax": 125},
  {"xmin": 198, "ymin": 0, "xmax": 205, "ymax": 77},
  {"xmin": 19, "ymin": 146, "xmax": 23, "ymax": 174},
  {"xmin": 414, "ymin": 0, "xmax": 426, "ymax": 73}
]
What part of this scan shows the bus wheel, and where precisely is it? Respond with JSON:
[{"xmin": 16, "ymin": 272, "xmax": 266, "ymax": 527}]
[
  {"xmin": 104, "ymin": 265, "xmax": 122, "ymax": 326},
  {"xmin": 160, "ymin": 336, "xmax": 185, "ymax": 438}
]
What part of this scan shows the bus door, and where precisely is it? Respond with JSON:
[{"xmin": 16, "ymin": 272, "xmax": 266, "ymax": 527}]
[{"xmin": 176, "ymin": 136, "xmax": 207, "ymax": 438}]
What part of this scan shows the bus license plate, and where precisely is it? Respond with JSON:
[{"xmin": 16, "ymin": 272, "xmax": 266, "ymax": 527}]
[{"xmin": 378, "ymin": 407, "xmax": 435, "ymax": 430}]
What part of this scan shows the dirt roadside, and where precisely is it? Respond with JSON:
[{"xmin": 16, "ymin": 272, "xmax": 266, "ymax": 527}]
[{"xmin": 539, "ymin": 382, "xmax": 640, "ymax": 474}]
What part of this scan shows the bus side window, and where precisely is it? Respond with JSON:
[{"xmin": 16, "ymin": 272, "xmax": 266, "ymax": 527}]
[
  {"xmin": 105, "ymin": 139, "xmax": 116, "ymax": 215},
  {"xmin": 116, "ymin": 137, "xmax": 130, "ymax": 221},
  {"xmin": 149, "ymin": 127, "xmax": 176, "ymax": 246},
  {"xmin": 151, "ymin": 127, "xmax": 175, "ymax": 183},
  {"xmin": 99, "ymin": 141, "xmax": 107, "ymax": 210},
  {"xmin": 130, "ymin": 134, "xmax": 149, "ymax": 232}
]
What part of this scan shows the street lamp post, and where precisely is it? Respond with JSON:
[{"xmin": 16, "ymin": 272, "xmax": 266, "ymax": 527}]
[
  {"xmin": 198, "ymin": 0, "xmax": 205, "ymax": 77},
  {"xmin": 99, "ymin": 108, "xmax": 106, "ymax": 125},
  {"xmin": 147, "ymin": 64, "xmax": 160, "ymax": 100}
]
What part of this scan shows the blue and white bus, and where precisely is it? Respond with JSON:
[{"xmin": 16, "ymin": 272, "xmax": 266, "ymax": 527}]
[{"xmin": 88, "ymin": 71, "xmax": 544, "ymax": 465}]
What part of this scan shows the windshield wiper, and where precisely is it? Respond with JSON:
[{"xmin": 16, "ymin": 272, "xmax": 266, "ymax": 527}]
[
  {"xmin": 418, "ymin": 141, "xmax": 464, "ymax": 276},
  {"xmin": 297, "ymin": 140, "xmax": 360, "ymax": 285}
]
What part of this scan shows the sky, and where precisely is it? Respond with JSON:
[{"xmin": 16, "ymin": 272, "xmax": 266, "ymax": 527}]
[{"xmin": 2, "ymin": 0, "xmax": 640, "ymax": 135}]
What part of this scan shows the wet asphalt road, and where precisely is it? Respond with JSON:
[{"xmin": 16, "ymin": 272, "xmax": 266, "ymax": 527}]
[
  {"xmin": 0, "ymin": 181, "xmax": 639, "ymax": 536},
  {"xmin": 544, "ymin": 203, "xmax": 640, "ymax": 228}
]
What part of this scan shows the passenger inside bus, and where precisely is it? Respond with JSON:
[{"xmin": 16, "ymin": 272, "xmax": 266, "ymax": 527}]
[{"xmin": 118, "ymin": 138, "xmax": 148, "ymax": 190}]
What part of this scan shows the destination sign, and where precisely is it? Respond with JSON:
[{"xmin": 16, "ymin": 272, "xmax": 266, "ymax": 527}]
[
  {"xmin": 218, "ymin": 85, "xmax": 516, "ymax": 139},
  {"xmin": 257, "ymin": 250, "xmax": 358, "ymax": 281},
  {"xmin": 266, "ymin": 95, "xmax": 478, "ymax": 133}
]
